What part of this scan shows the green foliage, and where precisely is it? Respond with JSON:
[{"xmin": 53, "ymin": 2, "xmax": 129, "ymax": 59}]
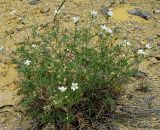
[{"xmin": 13, "ymin": 13, "xmax": 141, "ymax": 127}]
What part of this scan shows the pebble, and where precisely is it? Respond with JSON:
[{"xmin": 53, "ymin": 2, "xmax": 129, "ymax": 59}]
[
  {"xmin": 156, "ymin": 33, "xmax": 160, "ymax": 37},
  {"xmin": 100, "ymin": 5, "xmax": 114, "ymax": 16},
  {"xmin": 40, "ymin": 6, "xmax": 50, "ymax": 14},
  {"xmin": 120, "ymin": 0, "xmax": 128, "ymax": 4},
  {"xmin": 15, "ymin": 27, "xmax": 22, "ymax": 32},
  {"xmin": 128, "ymin": 8, "xmax": 152, "ymax": 20},
  {"xmin": 155, "ymin": 56, "xmax": 160, "ymax": 61},
  {"xmin": 132, "ymin": 71, "xmax": 147, "ymax": 78},
  {"xmin": 100, "ymin": 6, "xmax": 109, "ymax": 16},
  {"xmin": 5, "ymin": 29, "xmax": 14, "ymax": 35},
  {"xmin": 28, "ymin": 0, "xmax": 39, "ymax": 5},
  {"xmin": 153, "ymin": 9, "xmax": 160, "ymax": 14}
]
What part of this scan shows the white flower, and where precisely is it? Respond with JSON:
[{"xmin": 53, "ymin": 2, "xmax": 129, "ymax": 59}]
[
  {"xmin": 0, "ymin": 46, "xmax": 4, "ymax": 51},
  {"xmin": 137, "ymin": 49, "xmax": 145, "ymax": 55},
  {"xmin": 121, "ymin": 40, "xmax": 131, "ymax": 47},
  {"xmin": 126, "ymin": 41, "xmax": 131, "ymax": 46},
  {"xmin": 71, "ymin": 83, "xmax": 78, "ymax": 91},
  {"xmin": 90, "ymin": 10, "xmax": 97, "ymax": 17},
  {"xmin": 101, "ymin": 25, "xmax": 113, "ymax": 34},
  {"xmin": 101, "ymin": 25, "xmax": 107, "ymax": 30},
  {"xmin": 107, "ymin": 10, "xmax": 113, "ymax": 16},
  {"xmin": 145, "ymin": 44, "xmax": 151, "ymax": 49},
  {"xmin": 65, "ymin": 96, "xmax": 68, "ymax": 98},
  {"xmin": 54, "ymin": 10, "xmax": 60, "ymax": 14},
  {"xmin": 72, "ymin": 16, "xmax": 79, "ymax": 23},
  {"xmin": 32, "ymin": 44, "xmax": 36, "ymax": 48},
  {"xmin": 58, "ymin": 86, "xmax": 67, "ymax": 92},
  {"xmin": 24, "ymin": 60, "xmax": 31, "ymax": 66}
]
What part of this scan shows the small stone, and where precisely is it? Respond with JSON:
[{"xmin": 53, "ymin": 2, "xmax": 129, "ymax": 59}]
[
  {"xmin": 155, "ymin": 56, "xmax": 160, "ymax": 61},
  {"xmin": 153, "ymin": 9, "xmax": 160, "ymax": 14},
  {"xmin": 28, "ymin": 0, "xmax": 39, "ymax": 5},
  {"xmin": 100, "ymin": 6, "xmax": 109, "ymax": 16},
  {"xmin": 6, "ymin": 29, "xmax": 14, "ymax": 35},
  {"xmin": 40, "ymin": 6, "xmax": 50, "ymax": 14},
  {"xmin": 132, "ymin": 71, "xmax": 147, "ymax": 78},
  {"xmin": 15, "ymin": 27, "xmax": 22, "ymax": 32},
  {"xmin": 128, "ymin": 8, "xmax": 152, "ymax": 20},
  {"xmin": 156, "ymin": 33, "xmax": 160, "ymax": 37},
  {"xmin": 120, "ymin": 0, "xmax": 128, "ymax": 4}
]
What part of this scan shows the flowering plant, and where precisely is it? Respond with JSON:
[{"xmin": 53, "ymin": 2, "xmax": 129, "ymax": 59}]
[{"xmin": 13, "ymin": 9, "xmax": 142, "ymax": 128}]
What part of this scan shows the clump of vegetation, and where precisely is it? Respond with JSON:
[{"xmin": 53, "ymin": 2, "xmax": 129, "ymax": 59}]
[{"xmin": 13, "ymin": 5, "xmax": 144, "ymax": 128}]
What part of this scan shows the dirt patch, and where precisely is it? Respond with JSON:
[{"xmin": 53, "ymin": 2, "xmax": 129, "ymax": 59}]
[{"xmin": 112, "ymin": 5, "xmax": 149, "ymax": 23}]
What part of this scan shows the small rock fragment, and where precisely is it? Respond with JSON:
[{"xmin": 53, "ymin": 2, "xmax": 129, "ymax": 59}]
[
  {"xmin": 100, "ymin": 3, "xmax": 115, "ymax": 16},
  {"xmin": 153, "ymin": 9, "xmax": 160, "ymax": 14},
  {"xmin": 6, "ymin": 29, "xmax": 14, "ymax": 35},
  {"xmin": 28, "ymin": 0, "xmax": 39, "ymax": 5},
  {"xmin": 120, "ymin": 0, "xmax": 128, "ymax": 4},
  {"xmin": 15, "ymin": 27, "xmax": 22, "ymax": 32},
  {"xmin": 132, "ymin": 71, "xmax": 147, "ymax": 78},
  {"xmin": 40, "ymin": 6, "xmax": 50, "ymax": 14},
  {"xmin": 128, "ymin": 8, "xmax": 152, "ymax": 20},
  {"xmin": 156, "ymin": 33, "xmax": 160, "ymax": 37},
  {"xmin": 155, "ymin": 56, "xmax": 160, "ymax": 61},
  {"xmin": 108, "ymin": 124, "xmax": 120, "ymax": 130}
]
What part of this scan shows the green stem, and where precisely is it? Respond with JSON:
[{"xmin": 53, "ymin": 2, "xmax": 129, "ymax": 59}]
[{"xmin": 53, "ymin": 0, "xmax": 66, "ymax": 22}]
